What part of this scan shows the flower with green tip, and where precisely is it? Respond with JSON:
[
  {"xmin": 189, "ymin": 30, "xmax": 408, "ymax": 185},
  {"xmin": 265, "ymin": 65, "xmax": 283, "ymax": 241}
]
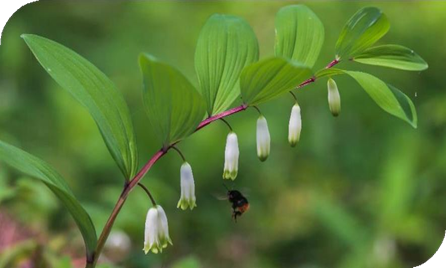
[
  {"xmin": 256, "ymin": 115, "xmax": 270, "ymax": 161},
  {"xmin": 177, "ymin": 162, "xmax": 196, "ymax": 210},
  {"xmin": 327, "ymin": 78, "xmax": 341, "ymax": 117},
  {"xmin": 143, "ymin": 205, "xmax": 172, "ymax": 254},
  {"xmin": 288, "ymin": 104, "xmax": 302, "ymax": 147},
  {"xmin": 223, "ymin": 132, "xmax": 239, "ymax": 180}
]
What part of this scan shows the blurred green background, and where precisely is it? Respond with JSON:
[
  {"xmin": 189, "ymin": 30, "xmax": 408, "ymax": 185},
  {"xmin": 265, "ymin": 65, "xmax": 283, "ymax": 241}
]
[{"xmin": 1, "ymin": 1, "xmax": 445, "ymax": 268}]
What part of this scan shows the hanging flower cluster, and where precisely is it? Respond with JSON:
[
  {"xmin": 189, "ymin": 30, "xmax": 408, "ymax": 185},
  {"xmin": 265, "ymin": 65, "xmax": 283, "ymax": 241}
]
[{"xmin": 142, "ymin": 87, "xmax": 341, "ymax": 253}]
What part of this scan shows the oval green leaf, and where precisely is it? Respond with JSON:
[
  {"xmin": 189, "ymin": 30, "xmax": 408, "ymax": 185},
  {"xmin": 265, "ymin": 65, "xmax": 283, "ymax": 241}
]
[
  {"xmin": 353, "ymin": 45, "xmax": 428, "ymax": 71},
  {"xmin": 316, "ymin": 68, "xmax": 417, "ymax": 128},
  {"xmin": 275, "ymin": 5, "xmax": 325, "ymax": 68},
  {"xmin": 0, "ymin": 140, "xmax": 97, "ymax": 258},
  {"xmin": 346, "ymin": 71, "xmax": 417, "ymax": 128},
  {"xmin": 240, "ymin": 57, "xmax": 312, "ymax": 106},
  {"xmin": 140, "ymin": 54, "xmax": 206, "ymax": 148},
  {"xmin": 22, "ymin": 34, "xmax": 138, "ymax": 180},
  {"xmin": 336, "ymin": 7, "xmax": 390, "ymax": 60},
  {"xmin": 195, "ymin": 14, "xmax": 259, "ymax": 115}
]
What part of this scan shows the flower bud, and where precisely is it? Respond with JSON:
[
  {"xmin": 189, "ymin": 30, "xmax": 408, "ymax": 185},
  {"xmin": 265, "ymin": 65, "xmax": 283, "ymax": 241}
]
[
  {"xmin": 143, "ymin": 205, "xmax": 172, "ymax": 254},
  {"xmin": 327, "ymin": 78, "xmax": 341, "ymax": 117},
  {"xmin": 223, "ymin": 132, "xmax": 239, "ymax": 180},
  {"xmin": 177, "ymin": 162, "xmax": 196, "ymax": 210},
  {"xmin": 256, "ymin": 116, "xmax": 270, "ymax": 161},
  {"xmin": 288, "ymin": 104, "xmax": 301, "ymax": 147}
]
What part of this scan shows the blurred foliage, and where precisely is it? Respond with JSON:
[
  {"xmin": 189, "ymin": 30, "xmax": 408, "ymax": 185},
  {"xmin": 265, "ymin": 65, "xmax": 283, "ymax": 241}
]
[{"xmin": 0, "ymin": 1, "xmax": 445, "ymax": 268}]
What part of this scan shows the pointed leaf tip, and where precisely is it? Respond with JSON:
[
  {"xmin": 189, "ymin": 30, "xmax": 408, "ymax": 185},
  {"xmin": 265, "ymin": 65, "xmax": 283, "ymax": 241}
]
[
  {"xmin": 336, "ymin": 7, "xmax": 390, "ymax": 59},
  {"xmin": 22, "ymin": 34, "xmax": 139, "ymax": 180}
]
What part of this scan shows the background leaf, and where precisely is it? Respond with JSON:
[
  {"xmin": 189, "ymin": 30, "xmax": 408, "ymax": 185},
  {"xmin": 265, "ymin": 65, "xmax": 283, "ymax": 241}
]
[
  {"xmin": 22, "ymin": 34, "xmax": 138, "ymax": 180},
  {"xmin": 353, "ymin": 44, "xmax": 428, "ymax": 71},
  {"xmin": 316, "ymin": 68, "xmax": 417, "ymax": 128},
  {"xmin": 0, "ymin": 141, "xmax": 97, "ymax": 258},
  {"xmin": 240, "ymin": 57, "xmax": 312, "ymax": 106},
  {"xmin": 335, "ymin": 7, "xmax": 390, "ymax": 60},
  {"xmin": 275, "ymin": 5, "xmax": 325, "ymax": 68},
  {"xmin": 195, "ymin": 14, "xmax": 259, "ymax": 115},
  {"xmin": 140, "ymin": 54, "xmax": 206, "ymax": 148}
]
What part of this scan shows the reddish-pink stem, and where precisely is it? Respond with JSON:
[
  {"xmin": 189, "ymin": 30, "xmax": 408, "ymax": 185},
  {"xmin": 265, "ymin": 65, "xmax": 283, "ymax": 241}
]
[
  {"xmin": 298, "ymin": 77, "xmax": 316, "ymax": 88},
  {"xmin": 325, "ymin": 58, "xmax": 339, "ymax": 69},
  {"xmin": 90, "ymin": 149, "xmax": 166, "ymax": 267},
  {"xmin": 197, "ymin": 104, "xmax": 248, "ymax": 131},
  {"xmin": 124, "ymin": 150, "xmax": 166, "ymax": 197}
]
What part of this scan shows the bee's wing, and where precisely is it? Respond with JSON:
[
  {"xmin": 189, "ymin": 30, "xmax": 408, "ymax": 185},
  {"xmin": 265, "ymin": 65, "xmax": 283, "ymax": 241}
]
[
  {"xmin": 238, "ymin": 187, "xmax": 251, "ymax": 197},
  {"xmin": 212, "ymin": 193, "xmax": 228, "ymax": 201}
]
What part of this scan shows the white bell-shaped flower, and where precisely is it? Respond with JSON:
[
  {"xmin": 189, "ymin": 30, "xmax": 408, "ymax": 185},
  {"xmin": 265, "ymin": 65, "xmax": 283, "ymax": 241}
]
[
  {"xmin": 288, "ymin": 104, "xmax": 302, "ymax": 147},
  {"xmin": 256, "ymin": 115, "xmax": 270, "ymax": 161},
  {"xmin": 177, "ymin": 162, "xmax": 196, "ymax": 210},
  {"xmin": 143, "ymin": 205, "xmax": 172, "ymax": 254},
  {"xmin": 223, "ymin": 132, "xmax": 239, "ymax": 180},
  {"xmin": 327, "ymin": 78, "xmax": 341, "ymax": 117}
]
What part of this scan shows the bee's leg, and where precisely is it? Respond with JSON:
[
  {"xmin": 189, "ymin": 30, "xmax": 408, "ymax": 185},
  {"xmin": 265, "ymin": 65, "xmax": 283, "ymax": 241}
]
[
  {"xmin": 232, "ymin": 209, "xmax": 237, "ymax": 222},
  {"xmin": 232, "ymin": 211, "xmax": 241, "ymax": 223}
]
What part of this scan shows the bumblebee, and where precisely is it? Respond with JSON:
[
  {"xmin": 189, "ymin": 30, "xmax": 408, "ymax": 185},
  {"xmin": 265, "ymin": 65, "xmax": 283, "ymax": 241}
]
[{"xmin": 226, "ymin": 188, "xmax": 250, "ymax": 222}]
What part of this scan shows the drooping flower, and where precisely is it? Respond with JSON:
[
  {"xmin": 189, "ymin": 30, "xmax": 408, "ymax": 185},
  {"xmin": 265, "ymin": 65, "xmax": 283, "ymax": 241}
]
[
  {"xmin": 177, "ymin": 162, "xmax": 196, "ymax": 210},
  {"xmin": 288, "ymin": 104, "xmax": 302, "ymax": 147},
  {"xmin": 143, "ymin": 205, "xmax": 172, "ymax": 254},
  {"xmin": 256, "ymin": 115, "xmax": 270, "ymax": 161},
  {"xmin": 223, "ymin": 132, "xmax": 239, "ymax": 180},
  {"xmin": 327, "ymin": 78, "xmax": 341, "ymax": 116}
]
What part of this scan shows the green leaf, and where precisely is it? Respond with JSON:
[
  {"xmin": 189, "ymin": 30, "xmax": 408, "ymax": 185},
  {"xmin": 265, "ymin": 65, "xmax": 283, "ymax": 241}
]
[
  {"xmin": 139, "ymin": 54, "xmax": 206, "ymax": 148},
  {"xmin": 275, "ymin": 5, "xmax": 325, "ymax": 68},
  {"xmin": 336, "ymin": 7, "xmax": 390, "ymax": 60},
  {"xmin": 240, "ymin": 57, "xmax": 312, "ymax": 106},
  {"xmin": 348, "ymin": 71, "xmax": 417, "ymax": 127},
  {"xmin": 195, "ymin": 14, "xmax": 259, "ymax": 115},
  {"xmin": 22, "ymin": 34, "xmax": 138, "ymax": 180},
  {"xmin": 353, "ymin": 44, "xmax": 428, "ymax": 71},
  {"xmin": 315, "ymin": 68, "xmax": 417, "ymax": 128},
  {"xmin": 0, "ymin": 141, "xmax": 97, "ymax": 258}
]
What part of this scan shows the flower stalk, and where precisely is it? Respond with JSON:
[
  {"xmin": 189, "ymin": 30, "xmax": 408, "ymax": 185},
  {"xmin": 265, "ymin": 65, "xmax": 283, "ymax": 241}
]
[{"xmin": 138, "ymin": 183, "xmax": 157, "ymax": 207}]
